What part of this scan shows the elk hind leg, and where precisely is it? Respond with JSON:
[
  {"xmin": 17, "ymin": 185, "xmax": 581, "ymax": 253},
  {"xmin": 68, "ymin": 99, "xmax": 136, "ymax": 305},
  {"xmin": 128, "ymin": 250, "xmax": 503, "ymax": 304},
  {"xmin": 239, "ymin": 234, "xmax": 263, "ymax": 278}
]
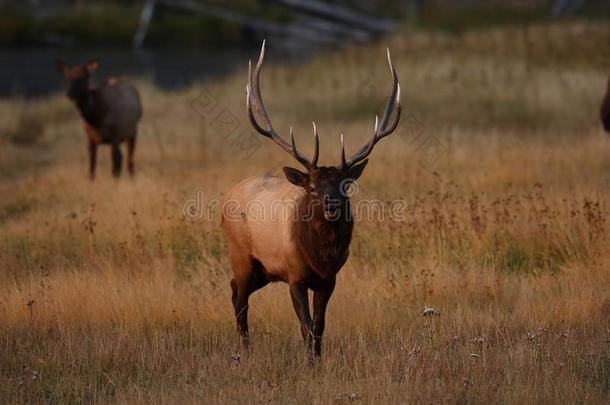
[
  {"xmin": 111, "ymin": 142, "xmax": 123, "ymax": 177},
  {"xmin": 230, "ymin": 257, "xmax": 269, "ymax": 349},
  {"xmin": 127, "ymin": 135, "xmax": 136, "ymax": 176},
  {"xmin": 88, "ymin": 140, "xmax": 97, "ymax": 180}
]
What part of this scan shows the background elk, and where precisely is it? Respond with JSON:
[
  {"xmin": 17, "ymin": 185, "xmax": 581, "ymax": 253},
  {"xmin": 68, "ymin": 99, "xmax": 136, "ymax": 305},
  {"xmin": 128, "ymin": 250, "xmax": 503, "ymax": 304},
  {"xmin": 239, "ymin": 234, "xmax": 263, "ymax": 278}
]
[
  {"xmin": 602, "ymin": 74, "xmax": 610, "ymax": 133},
  {"xmin": 222, "ymin": 42, "xmax": 401, "ymax": 358},
  {"xmin": 55, "ymin": 59, "xmax": 142, "ymax": 179}
]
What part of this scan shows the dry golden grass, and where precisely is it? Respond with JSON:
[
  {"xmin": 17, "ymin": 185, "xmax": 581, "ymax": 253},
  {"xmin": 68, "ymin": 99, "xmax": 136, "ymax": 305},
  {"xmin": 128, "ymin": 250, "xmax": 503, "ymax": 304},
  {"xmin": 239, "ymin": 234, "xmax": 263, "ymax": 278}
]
[{"xmin": 1, "ymin": 21, "xmax": 610, "ymax": 404}]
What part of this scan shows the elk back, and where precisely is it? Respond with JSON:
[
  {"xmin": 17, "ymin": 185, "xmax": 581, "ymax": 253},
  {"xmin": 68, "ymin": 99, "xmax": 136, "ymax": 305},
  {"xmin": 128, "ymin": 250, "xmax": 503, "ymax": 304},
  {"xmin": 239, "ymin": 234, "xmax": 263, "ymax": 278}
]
[{"xmin": 97, "ymin": 79, "xmax": 142, "ymax": 142}]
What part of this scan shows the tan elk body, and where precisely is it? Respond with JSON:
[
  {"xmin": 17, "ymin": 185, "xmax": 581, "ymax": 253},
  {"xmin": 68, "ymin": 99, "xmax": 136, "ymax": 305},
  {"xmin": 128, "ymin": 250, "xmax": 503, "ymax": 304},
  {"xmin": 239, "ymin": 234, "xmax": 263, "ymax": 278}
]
[
  {"xmin": 222, "ymin": 42, "xmax": 401, "ymax": 358},
  {"xmin": 224, "ymin": 176, "xmax": 311, "ymax": 282}
]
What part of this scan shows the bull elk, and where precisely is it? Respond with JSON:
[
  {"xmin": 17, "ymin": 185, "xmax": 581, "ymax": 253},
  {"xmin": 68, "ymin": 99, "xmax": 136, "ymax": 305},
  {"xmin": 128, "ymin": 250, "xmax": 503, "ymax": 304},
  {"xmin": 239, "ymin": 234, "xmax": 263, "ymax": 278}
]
[
  {"xmin": 222, "ymin": 42, "xmax": 401, "ymax": 358},
  {"xmin": 55, "ymin": 59, "xmax": 142, "ymax": 179},
  {"xmin": 602, "ymin": 74, "xmax": 610, "ymax": 133}
]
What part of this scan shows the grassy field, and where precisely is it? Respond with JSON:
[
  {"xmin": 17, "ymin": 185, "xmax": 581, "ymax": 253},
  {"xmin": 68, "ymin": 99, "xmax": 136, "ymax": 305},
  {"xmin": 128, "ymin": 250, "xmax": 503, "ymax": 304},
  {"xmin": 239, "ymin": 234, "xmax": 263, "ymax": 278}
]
[{"xmin": 1, "ymin": 21, "xmax": 610, "ymax": 403}]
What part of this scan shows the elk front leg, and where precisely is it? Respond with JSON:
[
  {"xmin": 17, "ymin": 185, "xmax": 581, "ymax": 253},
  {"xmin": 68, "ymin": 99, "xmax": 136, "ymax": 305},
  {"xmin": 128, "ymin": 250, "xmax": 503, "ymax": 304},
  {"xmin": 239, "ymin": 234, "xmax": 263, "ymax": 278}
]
[
  {"xmin": 312, "ymin": 278, "xmax": 335, "ymax": 357},
  {"xmin": 88, "ymin": 140, "xmax": 97, "ymax": 180},
  {"xmin": 111, "ymin": 141, "xmax": 122, "ymax": 177},
  {"xmin": 289, "ymin": 283, "xmax": 313, "ymax": 357}
]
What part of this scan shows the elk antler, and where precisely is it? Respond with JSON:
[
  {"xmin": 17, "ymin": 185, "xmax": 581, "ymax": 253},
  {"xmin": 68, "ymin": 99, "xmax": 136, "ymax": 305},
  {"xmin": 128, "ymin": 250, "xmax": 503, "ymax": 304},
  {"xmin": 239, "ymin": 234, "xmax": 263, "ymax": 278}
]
[
  {"xmin": 246, "ymin": 40, "xmax": 319, "ymax": 171},
  {"xmin": 340, "ymin": 48, "xmax": 401, "ymax": 170}
]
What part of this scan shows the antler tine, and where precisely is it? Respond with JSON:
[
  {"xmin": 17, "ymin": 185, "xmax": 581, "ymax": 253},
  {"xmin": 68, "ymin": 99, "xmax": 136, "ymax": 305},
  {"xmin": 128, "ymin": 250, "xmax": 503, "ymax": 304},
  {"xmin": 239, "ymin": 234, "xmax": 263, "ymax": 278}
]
[
  {"xmin": 289, "ymin": 126, "xmax": 297, "ymax": 158},
  {"xmin": 252, "ymin": 39, "xmax": 273, "ymax": 129},
  {"xmin": 378, "ymin": 48, "xmax": 399, "ymax": 132},
  {"xmin": 289, "ymin": 127, "xmax": 315, "ymax": 169},
  {"xmin": 246, "ymin": 80, "xmax": 270, "ymax": 137},
  {"xmin": 340, "ymin": 48, "xmax": 402, "ymax": 169},
  {"xmin": 377, "ymin": 83, "xmax": 401, "ymax": 137},
  {"xmin": 340, "ymin": 133, "xmax": 347, "ymax": 169},
  {"xmin": 312, "ymin": 122, "xmax": 319, "ymax": 168},
  {"xmin": 247, "ymin": 59, "xmax": 274, "ymax": 138},
  {"xmin": 246, "ymin": 40, "xmax": 318, "ymax": 170}
]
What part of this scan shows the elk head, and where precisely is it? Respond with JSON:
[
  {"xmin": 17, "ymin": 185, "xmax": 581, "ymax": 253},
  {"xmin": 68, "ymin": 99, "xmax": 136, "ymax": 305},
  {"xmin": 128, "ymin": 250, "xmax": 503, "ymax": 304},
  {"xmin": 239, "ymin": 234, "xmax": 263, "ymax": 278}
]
[
  {"xmin": 55, "ymin": 59, "xmax": 99, "ymax": 101},
  {"xmin": 246, "ymin": 41, "xmax": 401, "ymax": 221}
]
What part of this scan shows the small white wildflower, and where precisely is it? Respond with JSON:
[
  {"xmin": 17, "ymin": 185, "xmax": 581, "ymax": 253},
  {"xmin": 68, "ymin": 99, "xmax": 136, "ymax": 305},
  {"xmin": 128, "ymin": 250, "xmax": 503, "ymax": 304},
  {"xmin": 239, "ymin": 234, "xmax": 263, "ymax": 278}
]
[{"xmin": 422, "ymin": 307, "xmax": 440, "ymax": 317}]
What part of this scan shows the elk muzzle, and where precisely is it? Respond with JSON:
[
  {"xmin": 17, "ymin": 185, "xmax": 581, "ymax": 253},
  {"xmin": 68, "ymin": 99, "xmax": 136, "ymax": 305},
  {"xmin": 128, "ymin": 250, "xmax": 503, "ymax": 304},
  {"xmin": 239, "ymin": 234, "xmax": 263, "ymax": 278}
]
[{"xmin": 322, "ymin": 195, "xmax": 343, "ymax": 221}]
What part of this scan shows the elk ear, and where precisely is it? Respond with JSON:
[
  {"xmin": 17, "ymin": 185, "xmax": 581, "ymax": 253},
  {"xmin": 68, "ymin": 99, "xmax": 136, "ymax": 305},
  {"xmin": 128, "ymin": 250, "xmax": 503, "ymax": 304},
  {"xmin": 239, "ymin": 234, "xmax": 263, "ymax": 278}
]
[
  {"xmin": 346, "ymin": 159, "xmax": 368, "ymax": 181},
  {"xmin": 55, "ymin": 59, "xmax": 67, "ymax": 74},
  {"xmin": 283, "ymin": 166, "xmax": 309, "ymax": 188},
  {"xmin": 86, "ymin": 60, "xmax": 100, "ymax": 74}
]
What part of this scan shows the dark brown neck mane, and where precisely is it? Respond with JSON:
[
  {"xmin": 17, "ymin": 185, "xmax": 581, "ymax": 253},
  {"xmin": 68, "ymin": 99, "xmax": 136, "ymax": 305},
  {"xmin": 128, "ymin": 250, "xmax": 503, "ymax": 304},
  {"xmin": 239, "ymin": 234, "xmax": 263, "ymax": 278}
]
[
  {"xmin": 71, "ymin": 84, "xmax": 103, "ymax": 128},
  {"xmin": 292, "ymin": 193, "xmax": 354, "ymax": 278}
]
